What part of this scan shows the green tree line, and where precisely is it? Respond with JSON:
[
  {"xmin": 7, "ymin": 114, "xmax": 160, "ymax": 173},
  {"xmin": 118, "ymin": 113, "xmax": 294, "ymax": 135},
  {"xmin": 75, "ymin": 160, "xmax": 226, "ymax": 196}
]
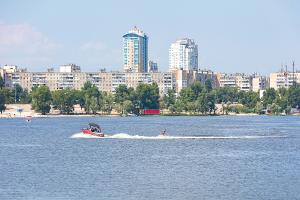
[
  {"xmin": 161, "ymin": 80, "xmax": 300, "ymax": 115},
  {"xmin": 0, "ymin": 79, "xmax": 160, "ymax": 115},
  {"xmin": 0, "ymin": 75, "xmax": 300, "ymax": 115}
]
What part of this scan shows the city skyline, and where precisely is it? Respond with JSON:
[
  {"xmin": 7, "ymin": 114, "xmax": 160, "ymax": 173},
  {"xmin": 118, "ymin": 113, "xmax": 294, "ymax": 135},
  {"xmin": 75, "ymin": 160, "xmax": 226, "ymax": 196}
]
[{"xmin": 0, "ymin": 0, "xmax": 299, "ymax": 74}]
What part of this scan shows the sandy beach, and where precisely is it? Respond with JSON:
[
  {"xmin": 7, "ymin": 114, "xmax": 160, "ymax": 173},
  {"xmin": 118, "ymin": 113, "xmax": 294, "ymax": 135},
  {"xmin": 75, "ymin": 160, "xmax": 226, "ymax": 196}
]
[{"xmin": 0, "ymin": 104, "xmax": 119, "ymax": 118}]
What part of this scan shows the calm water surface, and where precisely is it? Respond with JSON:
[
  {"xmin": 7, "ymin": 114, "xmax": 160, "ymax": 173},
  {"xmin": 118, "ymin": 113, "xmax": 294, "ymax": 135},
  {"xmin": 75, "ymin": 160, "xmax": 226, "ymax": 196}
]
[{"xmin": 0, "ymin": 116, "xmax": 300, "ymax": 200}]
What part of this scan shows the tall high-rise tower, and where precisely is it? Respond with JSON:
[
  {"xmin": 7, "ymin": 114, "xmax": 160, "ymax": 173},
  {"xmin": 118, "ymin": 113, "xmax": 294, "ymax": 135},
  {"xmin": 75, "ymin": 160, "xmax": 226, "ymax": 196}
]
[
  {"xmin": 123, "ymin": 27, "xmax": 148, "ymax": 73},
  {"xmin": 169, "ymin": 38, "xmax": 198, "ymax": 71}
]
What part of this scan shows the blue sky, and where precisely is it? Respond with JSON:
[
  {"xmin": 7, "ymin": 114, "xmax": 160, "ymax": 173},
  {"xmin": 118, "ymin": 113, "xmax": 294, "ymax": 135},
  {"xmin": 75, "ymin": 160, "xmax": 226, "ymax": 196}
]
[{"xmin": 0, "ymin": 0, "xmax": 299, "ymax": 74}]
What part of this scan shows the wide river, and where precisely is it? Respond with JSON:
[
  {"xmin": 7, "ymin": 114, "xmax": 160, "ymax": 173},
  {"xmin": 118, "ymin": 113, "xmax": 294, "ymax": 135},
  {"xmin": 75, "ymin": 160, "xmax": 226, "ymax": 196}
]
[{"xmin": 0, "ymin": 116, "xmax": 300, "ymax": 200}]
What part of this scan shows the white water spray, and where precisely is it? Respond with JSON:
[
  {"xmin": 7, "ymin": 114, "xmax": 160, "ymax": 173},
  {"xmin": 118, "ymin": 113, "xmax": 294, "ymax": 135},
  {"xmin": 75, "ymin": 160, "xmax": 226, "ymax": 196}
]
[{"xmin": 70, "ymin": 133, "xmax": 286, "ymax": 140}]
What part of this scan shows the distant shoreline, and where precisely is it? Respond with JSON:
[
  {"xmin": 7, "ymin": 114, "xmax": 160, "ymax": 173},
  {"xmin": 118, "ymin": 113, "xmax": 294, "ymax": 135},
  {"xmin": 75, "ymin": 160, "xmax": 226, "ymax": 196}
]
[
  {"xmin": 1, "ymin": 103, "xmax": 299, "ymax": 119},
  {"xmin": 1, "ymin": 113, "xmax": 299, "ymax": 118}
]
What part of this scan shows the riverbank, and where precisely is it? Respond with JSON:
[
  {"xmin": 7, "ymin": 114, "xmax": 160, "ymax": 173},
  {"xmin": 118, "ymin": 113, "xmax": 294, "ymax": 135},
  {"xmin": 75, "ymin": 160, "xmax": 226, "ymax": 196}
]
[{"xmin": 1, "ymin": 104, "xmax": 299, "ymax": 118}]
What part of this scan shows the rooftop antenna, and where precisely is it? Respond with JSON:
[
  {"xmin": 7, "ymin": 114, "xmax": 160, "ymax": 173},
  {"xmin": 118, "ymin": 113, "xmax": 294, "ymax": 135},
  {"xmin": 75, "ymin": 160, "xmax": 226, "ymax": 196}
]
[
  {"xmin": 284, "ymin": 64, "xmax": 288, "ymax": 88},
  {"xmin": 292, "ymin": 61, "xmax": 295, "ymax": 86}
]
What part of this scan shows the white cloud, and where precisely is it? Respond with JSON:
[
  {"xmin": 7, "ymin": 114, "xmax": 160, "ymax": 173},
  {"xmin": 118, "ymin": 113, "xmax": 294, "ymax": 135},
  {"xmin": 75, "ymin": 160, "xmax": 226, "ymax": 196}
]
[{"xmin": 0, "ymin": 22, "xmax": 60, "ymax": 54}]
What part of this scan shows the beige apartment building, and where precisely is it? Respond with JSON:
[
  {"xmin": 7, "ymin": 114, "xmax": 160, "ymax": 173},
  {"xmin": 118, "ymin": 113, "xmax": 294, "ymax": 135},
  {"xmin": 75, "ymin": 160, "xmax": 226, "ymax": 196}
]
[
  {"xmin": 172, "ymin": 69, "xmax": 218, "ymax": 93},
  {"xmin": 8, "ymin": 64, "xmax": 297, "ymax": 95},
  {"xmin": 269, "ymin": 71, "xmax": 300, "ymax": 90},
  {"xmin": 252, "ymin": 76, "xmax": 269, "ymax": 92},
  {"xmin": 217, "ymin": 73, "xmax": 253, "ymax": 91},
  {"xmin": 1, "ymin": 65, "xmax": 174, "ymax": 95}
]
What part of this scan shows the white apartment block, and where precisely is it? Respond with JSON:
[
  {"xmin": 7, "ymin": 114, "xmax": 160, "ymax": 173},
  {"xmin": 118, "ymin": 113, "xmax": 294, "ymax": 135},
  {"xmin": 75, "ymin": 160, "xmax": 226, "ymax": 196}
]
[
  {"xmin": 270, "ymin": 71, "xmax": 300, "ymax": 90},
  {"xmin": 1, "ymin": 66, "xmax": 174, "ymax": 95},
  {"xmin": 110, "ymin": 72, "xmax": 174, "ymax": 95},
  {"xmin": 169, "ymin": 38, "xmax": 198, "ymax": 71},
  {"xmin": 252, "ymin": 76, "xmax": 268, "ymax": 92},
  {"xmin": 217, "ymin": 73, "xmax": 253, "ymax": 91},
  {"xmin": 217, "ymin": 73, "xmax": 237, "ymax": 88},
  {"xmin": 1, "ymin": 65, "xmax": 27, "ymax": 87},
  {"xmin": 59, "ymin": 64, "xmax": 81, "ymax": 73}
]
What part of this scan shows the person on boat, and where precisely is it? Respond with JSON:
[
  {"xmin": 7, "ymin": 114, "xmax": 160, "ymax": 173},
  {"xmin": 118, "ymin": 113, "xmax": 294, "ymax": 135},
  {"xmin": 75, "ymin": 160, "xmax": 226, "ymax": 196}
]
[
  {"xmin": 25, "ymin": 116, "xmax": 32, "ymax": 122},
  {"xmin": 89, "ymin": 123, "xmax": 101, "ymax": 133},
  {"xmin": 160, "ymin": 129, "xmax": 167, "ymax": 136},
  {"xmin": 82, "ymin": 123, "xmax": 104, "ymax": 137}
]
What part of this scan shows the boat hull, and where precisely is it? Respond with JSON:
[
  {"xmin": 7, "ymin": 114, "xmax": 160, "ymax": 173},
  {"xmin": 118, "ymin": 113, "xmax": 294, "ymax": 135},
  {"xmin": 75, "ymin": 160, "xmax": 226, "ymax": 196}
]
[{"xmin": 82, "ymin": 129, "xmax": 104, "ymax": 137}]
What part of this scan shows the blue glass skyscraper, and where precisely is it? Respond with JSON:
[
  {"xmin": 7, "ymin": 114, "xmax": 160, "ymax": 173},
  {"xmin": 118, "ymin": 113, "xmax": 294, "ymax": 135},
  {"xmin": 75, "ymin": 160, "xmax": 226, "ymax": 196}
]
[{"xmin": 123, "ymin": 27, "xmax": 148, "ymax": 73}]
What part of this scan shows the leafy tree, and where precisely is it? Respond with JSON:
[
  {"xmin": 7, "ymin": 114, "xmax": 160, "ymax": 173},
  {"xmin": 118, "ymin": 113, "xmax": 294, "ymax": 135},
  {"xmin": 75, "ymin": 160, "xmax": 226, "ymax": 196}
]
[
  {"xmin": 179, "ymin": 87, "xmax": 195, "ymax": 103},
  {"xmin": 207, "ymin": 91, "xmax": 216, "ymax": 114},
  {"xmin": 135, "ymin": 83, "xmax": 160, "ymax": 109},
  {"xmin": 255, "ymin": 102, "xmax": 264, "ymax": 114},
  {"xmin": 20, "ymin": 89, "xmax": 31, "ymax": 103},
  {"xmin": 31, "ymin": 85, "xmax": 52, "ymax": 115},
  {"xmin": 81, "ymin": 81, "xmax": 102, "ymax": 114},
  {"xmin": 196, "ymin": 91, "xmax": 216, "ymax": 115},
  {"xmin": 275, "ymin": 95, "xmax": 288, "ymax": 113},
  {"xmin": 174, "ymin": 99, "xmax": 185, "ymax": 113},
  {"xmin": 269, "ymin": 103, "xmax": 281, "ymax": 115},
  {"xmin": 52, "ymin": 88, "xmax": 77, "ymax": 114},
  {"xmin": 190, "ymin": 81, "xmax": 204, "ymax": 99},
  {"xmin": 0, "ymin": 89, "xmax": 6, "ymax": 113},
  {"xmin": 228, "ymin": 104, "xmax": 244, "ymax": 114},
  {"xmin": 216, "ymin": 87, "xmax": 239, "ymax": 104},
  {"xmin": 186, "ymin": 101, "xmax": 198, "ymax": 113},
  {"xmin": 278, "ymin": 87, "xmax": 288, "ymax": 97},
  {"xmin": 123, "ymin": 100, "xmax": 134, "ymax": 114},
  {"xmin": 180, "ymin": 81, "xmax": 204, "ymax": 103},
  {"xmin": 74, "ymin": 90, "xmax": 85, "ymax": 110},
  {"xmin": 262, "ymin": 88, "xmax": 277, "ymax": 106},
  {"xmin": 221, "ymin": 102, "xmax": 226, "ymax": 115},
  {"xmin": 163, "ymin": 89, "xmax": 176, "ymax": 109},
  {"xmin": 0, "ymin": 88, "xmax": 13, "ymax": 103},
  {"xmin": 169, "ymin": 104, "xmax": 176, "ymax": 113},
  {"xmin": 204, "ymin": 79, "xmax": 213, "ymax": 92},
  {"xmin": 89, "ymin": 97, "xmax": 100, "ymax": 114},
  {"xmin": 225, "ymin": 101, "xmax": 232, "ymax": 115},
  {"xmin": 197, "ymin": 93, "xmax": 209, "ymax": 114},
  {"xmin": 115, "ymin": 85, "xmax": 130, "ymax": 114},
  {"xmin": 82, "ymin": 81, "xmax": 92, "ymax": 90},
  {"xmin": 0, "ymin": 75, "xmax": 4, "ymax": 89},
  {"xmin": 115, "ymin": 85, "xmax": 129, "ymax": 104},
  {"xmin": 102, "ymin": 92, "xmax": 114, "ymax": 114},
  {"xmin": 288, "ymin": 85, "xmax": 300, "ymax": 108},
  {"xmin": 238, "ymin": 91, "xmax": 259, "ymax": 108},
  {"xmin": 10, "ymin": 84, "xmax": 23, "ymax": 103},
  {"xmin": 5, "ymin": 84, "xmax": 31, "ymax": 104}
]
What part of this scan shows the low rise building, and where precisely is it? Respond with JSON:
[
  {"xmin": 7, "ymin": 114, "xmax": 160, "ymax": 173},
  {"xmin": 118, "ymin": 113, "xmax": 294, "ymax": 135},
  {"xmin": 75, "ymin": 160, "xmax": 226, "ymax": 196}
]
[
  {"xmin": 217, "ymin": 73, "xmax": 236, "ymax": 88},
  {"xmin": 217, "ymin": 73, "xmax": 253, "ymax": 91},
  {"xmin": 269, "ymin": 70, "xmax": 300, "ymax": 90},
  {"xmin": 252, "ymin": 75, "xmax": 268, "ymax": 92},
  {"xmin": 1, "ymin": 65, "xmax": 27, "ymax": 87},
  {"xmin": 172, "ymin": 69, "xmax": 218, "ymax": 93},
  {"xmin": 148, "ymin": 61, "xmax": 158, "ymax": 72}
]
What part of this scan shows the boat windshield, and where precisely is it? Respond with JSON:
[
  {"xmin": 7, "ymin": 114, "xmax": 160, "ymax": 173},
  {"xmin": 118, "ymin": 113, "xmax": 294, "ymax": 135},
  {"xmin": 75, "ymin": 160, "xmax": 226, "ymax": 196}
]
[{"xmin": 88, "ymin": 123, "xmax": 101, "ymax": 132}]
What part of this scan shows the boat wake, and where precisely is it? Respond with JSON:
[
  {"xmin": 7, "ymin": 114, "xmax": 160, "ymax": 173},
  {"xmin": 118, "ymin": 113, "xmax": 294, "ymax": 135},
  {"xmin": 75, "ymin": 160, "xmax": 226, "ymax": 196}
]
[{"xmin": 70, "ymin": 133, "xmax": 286, "ymax": 140}]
